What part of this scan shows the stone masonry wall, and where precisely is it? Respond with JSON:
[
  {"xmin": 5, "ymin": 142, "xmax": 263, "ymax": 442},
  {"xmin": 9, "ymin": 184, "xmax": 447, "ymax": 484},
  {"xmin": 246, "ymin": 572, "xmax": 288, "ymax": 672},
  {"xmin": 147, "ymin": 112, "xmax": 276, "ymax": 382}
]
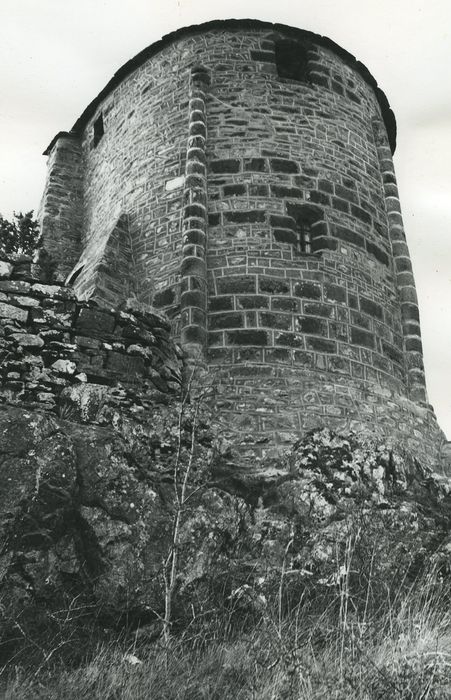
[
  {"xmin": 0, "ymin": 255, "xmax": 183, "ymax": 422},
  {"xmin": 38, "ymin": 135, "xmax": 83, "ymax": 282},
  {"xmin": 41, "ymin": 28, "xmax": 413, "ymax": 390},
  {"xmin": 204, "ymin": 33, "xmax": 407, "ymax": 393}
]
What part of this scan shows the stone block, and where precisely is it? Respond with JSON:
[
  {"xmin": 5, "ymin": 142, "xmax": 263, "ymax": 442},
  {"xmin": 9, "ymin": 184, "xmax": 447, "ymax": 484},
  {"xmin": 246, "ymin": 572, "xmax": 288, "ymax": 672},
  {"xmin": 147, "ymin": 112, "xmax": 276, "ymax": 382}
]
[
  {"xmin": 223, "ymin": 184, "xmax": 246, "ymax": 196},
  {"xmin": 210, "ymin": 159, "xmax": 241, "ymax": 173},
  {"xmin": 296, "ymin": 317, "xmax": 328, "ymax": 336},
  {"xmin": 260, "ymin": 312, "xmax": 292, "ymax": 330},
  {"xmin": 270, "ymin": 158, "xmax": 299, "ymax": 173},
  {"xmin": 351, "ymin": 204, "xmax": 372, "ymax": 225},
  {"xmin": 271, "ymin": 297, "xmax": 298, "ymax": 312},
  {"xmin": 218, "ymin": 276, "xmax": 256, "ymax": 295},
  {"xmin": 226, "ymin": 330, "xmax": 268, "ymax": 346},
  {"xmin": 332, "ymin": 225, "xmax": 364, "ymax": 249},
  {"xmin": 243, "ymin": 158, "xmax": 267, "ymax": 172},
  {"xmin": 209, "ymin": 296, "xmax": 233, "ymax": 311},
  {"xmin": 334, "ymin": 184, "xmax": 358, "ymax": 204},
  {"xmin": 224, "ymin": 210, "xmax": 266, "ymax": 224},
  {"xmin": 269, "ymin": 214, "xmax": 294, "ymax": 229},
  {"xmin": 0, "ymin": 262, "xmax": 13, "ymax": 279},
  {"xmin": 265, "ymin": 348, "xmax": 291, "ymax": 363},
  {"xmin": 328, "ymin": 357, "xmax": 351, "ymax": 375},
  {"xmin": 0, "ymin": 280, "xmax": 31, "ymax": 294},
  {"xmin": 10, "ymin": 333, "xmax": 44, "ymax": 348},
  {"xmin": 236, "ymin": 295, "xmax": 269, "ymax": 310},
  {"xmin": 270, "ymin": 185, "xmax": 303, "ymax": 199},
  {"xmin": 310, "ymin": 191, "xmax": 330, "ymax": 206},
  {"xmin": 305, "ymin": 337, "xmax": 336, "ymax": 353},
  {"xmin": 51, "ymin": 359, "xmax": 77, "ymax": 374},
  {"xmin": 273, "ymin": 229, "xmax": 298, "ymax": 246},
  {"xmin": 324, "ymin": 284, "xmax": 346, "ymax": 304},
  {"xmin": 366, "ymin": 241, "xmax": 389, "ymax": 266},
  {"xmin": 180, "ymin": 290, "xmax": 205, "ymax": 308},
  {"xmin": 76, "ymin": 308, "xmax": 115, "ymax": 336},
  {"xmin": 350, "ymin": 327, "xmax": 375, "ymax": 349},
  {"xmin": 106, "ymin": 351, "xmax": 145, "ymax": 377},
  {"xmin": 294, "ymin": 281, "xmax": 321, "ymax": 299},
  {"xmin": 351, "ymin": 311, "xmax": 371, "ymax": 329},
  {"xmin": 209, "ymin": 313, "xmax": 243, "ymax": 330},
  {"xmin": 360, "ymin": 297, "xmax": 383, "ymax": 320},
  {"xmin": 311, "ymin": 237, "xmax": 338, "ymax": 252},
  {"xmin": 382, "ymin": 341, "xmax": 404, "ymax": 365},
  {"xmin": 250, "ymin": 50, "xmax": 275, "ymax": 62},
  {"xmin": 259, "ymin": 278, "xmax": 290, "ymax": 295},
  {"xmin": 0, "ymin": 302, "xmax": 28, "ymax": 322},
  {"xmin": 275, "ymin": 332, "xmax": 303, "ymax": 347}
]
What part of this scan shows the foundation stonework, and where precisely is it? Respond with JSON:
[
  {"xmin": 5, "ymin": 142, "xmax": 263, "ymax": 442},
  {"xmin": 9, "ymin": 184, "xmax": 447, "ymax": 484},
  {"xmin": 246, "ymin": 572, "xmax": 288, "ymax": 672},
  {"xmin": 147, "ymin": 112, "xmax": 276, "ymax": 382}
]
[{"xmin": 33, "ymin": 20, "xmax": 446, "ymax": 469}]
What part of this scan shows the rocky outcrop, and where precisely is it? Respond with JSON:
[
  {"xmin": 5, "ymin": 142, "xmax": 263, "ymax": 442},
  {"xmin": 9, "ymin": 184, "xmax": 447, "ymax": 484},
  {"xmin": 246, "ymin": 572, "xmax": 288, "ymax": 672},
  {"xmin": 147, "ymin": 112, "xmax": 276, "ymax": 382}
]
[
  {"xmin": 0, "ymin": 402, "xmax": 245, "ymax": 651},
  {"xmin": 1, "ymin": 397, "xmax": 450, "ymax": 663}
]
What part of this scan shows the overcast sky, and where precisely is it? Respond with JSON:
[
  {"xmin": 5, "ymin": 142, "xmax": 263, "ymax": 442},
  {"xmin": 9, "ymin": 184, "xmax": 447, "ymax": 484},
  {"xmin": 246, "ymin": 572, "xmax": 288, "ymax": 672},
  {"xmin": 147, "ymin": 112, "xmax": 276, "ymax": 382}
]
[{"xmin": 0, "ymin": 0, "xmax": 449, "ymax": 437}]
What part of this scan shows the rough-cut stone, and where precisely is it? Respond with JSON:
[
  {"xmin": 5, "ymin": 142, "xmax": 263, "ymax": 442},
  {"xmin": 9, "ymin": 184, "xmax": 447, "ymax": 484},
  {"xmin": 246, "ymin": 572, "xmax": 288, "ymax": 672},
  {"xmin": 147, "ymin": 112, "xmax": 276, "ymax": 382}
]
[
  {"xmin": 51, "ymin": 359, "xmax": 77, "ymax": 374},
  {"xmin": 10, "ymin": 333, "xmax": 45, "ymax": 348},
  {"xmin": 0, "ymin": 301, "xmax": 28, "ymax": 322},
  {"xmin": 0, "ymin": 262, "xmax": 13, "ymax": 279}
]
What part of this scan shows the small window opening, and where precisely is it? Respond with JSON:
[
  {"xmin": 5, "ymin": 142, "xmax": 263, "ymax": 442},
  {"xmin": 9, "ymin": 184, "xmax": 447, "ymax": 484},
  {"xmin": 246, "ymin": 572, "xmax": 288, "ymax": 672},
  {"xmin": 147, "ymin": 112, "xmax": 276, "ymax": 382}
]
[
  {"xmin": 286, "ymin": 203, "xmax": 323, "ymax": 254},
  {"xmin": 275, "ymin": 40, "xmax": 309, "ymax": 81},
  {"xmin": 297, "ymin": 220, "xmax": 312, "ymax": 254},
  {"xmin": 93, "ymin": 114, "xmax": 104, "ymax": 147}
]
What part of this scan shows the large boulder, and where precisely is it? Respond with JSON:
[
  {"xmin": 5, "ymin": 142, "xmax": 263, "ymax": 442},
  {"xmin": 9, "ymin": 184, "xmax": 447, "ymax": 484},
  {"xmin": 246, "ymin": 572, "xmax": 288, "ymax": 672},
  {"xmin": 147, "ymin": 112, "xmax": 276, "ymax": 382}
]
[{"xmin": 0, "ymin": 403, "xmax": 246, "ymax": 654}]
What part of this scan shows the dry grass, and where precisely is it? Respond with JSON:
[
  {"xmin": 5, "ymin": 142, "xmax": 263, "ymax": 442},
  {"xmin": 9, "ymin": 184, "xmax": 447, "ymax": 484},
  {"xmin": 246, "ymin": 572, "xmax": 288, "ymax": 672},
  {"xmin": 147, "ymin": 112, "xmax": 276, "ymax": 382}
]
[{"xmin": 2, "ymin": 568, "xmax": 451, "ymax": 700}]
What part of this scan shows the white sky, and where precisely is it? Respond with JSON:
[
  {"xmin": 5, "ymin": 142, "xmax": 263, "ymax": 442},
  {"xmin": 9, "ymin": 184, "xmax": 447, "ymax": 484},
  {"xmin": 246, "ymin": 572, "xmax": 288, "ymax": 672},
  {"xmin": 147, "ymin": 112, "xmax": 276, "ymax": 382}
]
[{"xmin": 0, "ymin": 0, "xmax": 449, "ymax": 437}]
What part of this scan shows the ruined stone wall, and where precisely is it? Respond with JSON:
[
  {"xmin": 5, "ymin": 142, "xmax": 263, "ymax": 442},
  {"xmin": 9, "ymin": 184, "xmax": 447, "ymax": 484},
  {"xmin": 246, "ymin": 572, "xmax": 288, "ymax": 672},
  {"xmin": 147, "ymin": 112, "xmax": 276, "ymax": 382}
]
[{"xmin": 0, "ymin": 255, "xmax": 183, "ymax": 422}]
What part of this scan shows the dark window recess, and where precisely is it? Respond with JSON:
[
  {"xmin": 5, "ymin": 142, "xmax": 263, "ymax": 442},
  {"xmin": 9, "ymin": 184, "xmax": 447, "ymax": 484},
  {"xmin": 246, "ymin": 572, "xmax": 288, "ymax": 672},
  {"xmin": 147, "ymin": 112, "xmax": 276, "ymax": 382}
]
[
  {"xmin": 275, "ymin": 40, "xmax": 309, "ymax": 81},
  {"xmin": 286, "ymin": 203, "xmax": 323, "ymax": 254},
  {"xmin": 66, "ymin": 265, "xmax": 84, "ymax": 286},
  {"xmin": 93, "ymin": 114, "xmax": 104, "ymax": 147},
  {"xmin": 295, "ymin": 220, "xmax": 312, "ymax": 253}
]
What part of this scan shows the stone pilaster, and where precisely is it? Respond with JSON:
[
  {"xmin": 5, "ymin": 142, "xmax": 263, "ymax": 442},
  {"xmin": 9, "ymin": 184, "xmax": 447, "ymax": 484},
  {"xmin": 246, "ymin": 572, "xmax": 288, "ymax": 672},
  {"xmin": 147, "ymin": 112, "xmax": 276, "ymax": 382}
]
[
  {"xmin": 180, "ymin": 65, "xmax": 210, "ymax": 364},
  {"xmin": 372, "ymin": 118, "xmax": 427, "ymax": 404},
  {"xmin": 38, "ymin": 134, "xmax": 83, "ymax": 282}
]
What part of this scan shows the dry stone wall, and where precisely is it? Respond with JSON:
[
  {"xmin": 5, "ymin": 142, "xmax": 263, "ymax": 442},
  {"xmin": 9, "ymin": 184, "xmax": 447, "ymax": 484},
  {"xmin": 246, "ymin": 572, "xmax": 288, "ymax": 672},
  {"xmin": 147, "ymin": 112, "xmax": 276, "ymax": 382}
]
[{"xmin": 0, "ymin": 255, "xmax": 183, "ymax": 422}]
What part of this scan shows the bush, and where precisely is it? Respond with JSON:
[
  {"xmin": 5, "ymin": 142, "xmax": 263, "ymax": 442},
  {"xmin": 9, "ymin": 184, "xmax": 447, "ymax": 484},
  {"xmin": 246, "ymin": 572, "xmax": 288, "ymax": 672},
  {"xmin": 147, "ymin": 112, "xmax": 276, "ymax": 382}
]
[{"xmin": 0, "ymin": 211, "xmax": 39, "ymax": 257}]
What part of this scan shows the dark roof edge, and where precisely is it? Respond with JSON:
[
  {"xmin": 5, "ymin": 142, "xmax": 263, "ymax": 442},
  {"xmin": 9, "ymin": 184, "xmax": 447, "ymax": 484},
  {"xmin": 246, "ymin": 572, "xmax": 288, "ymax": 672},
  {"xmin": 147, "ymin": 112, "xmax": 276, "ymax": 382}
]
[
  {"xmin": 43, "ymin": 131, "xmax": 79, "ymax": 156},
  {"xmin": 43, "ymin": 18, "xmax": 397, "ymax": 156}
]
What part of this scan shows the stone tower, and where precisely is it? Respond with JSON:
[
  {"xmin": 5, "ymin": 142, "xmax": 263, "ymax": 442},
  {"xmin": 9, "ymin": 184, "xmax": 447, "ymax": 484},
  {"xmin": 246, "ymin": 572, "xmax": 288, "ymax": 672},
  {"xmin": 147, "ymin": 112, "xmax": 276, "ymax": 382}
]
[{"xmin": 38, "ymin": 20, "xmax": 445, "ymax": 466}]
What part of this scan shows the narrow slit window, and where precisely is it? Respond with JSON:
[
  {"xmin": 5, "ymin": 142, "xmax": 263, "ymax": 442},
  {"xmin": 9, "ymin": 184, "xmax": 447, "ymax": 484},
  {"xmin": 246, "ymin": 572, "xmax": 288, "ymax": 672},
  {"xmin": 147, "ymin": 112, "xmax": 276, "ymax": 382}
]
[
  {"xmin": 275, "ymin": 40, "xmax": 309, "ymax": 81},
  {"xmin": 298, "ymin": 221, "xmax": 312, "ymax": 254},
  {"xmin": 66, "ymin": 264, "xmax": 84, "ymax": 286},
  {"xmin": 93, "ymin": 114, "xmax": 104, "ymax": 147},
  {"xmin": 286, "ymin": 203, "xmax": 323, "ymax": 254}
]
